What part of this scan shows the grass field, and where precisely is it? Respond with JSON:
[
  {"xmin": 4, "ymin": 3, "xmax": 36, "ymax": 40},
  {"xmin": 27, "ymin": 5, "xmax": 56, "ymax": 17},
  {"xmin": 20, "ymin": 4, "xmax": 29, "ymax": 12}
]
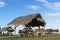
[{"xmin": 0, "ymin": 34, "xmax": 60, "ymax": 40}]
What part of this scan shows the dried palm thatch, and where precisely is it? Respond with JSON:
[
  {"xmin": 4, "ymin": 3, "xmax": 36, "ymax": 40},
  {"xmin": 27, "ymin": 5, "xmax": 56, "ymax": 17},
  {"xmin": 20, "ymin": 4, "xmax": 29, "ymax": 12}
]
[{"xmin": 8, "ymin": 14, "xmax": 46, "ymax": 27}]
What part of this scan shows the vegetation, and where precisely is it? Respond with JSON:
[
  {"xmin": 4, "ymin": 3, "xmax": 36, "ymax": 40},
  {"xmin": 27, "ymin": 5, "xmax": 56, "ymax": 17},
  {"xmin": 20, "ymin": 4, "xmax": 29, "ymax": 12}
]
[{"xmin": 0, "ymin": 34, "xmax": 60, "ymax": 40}]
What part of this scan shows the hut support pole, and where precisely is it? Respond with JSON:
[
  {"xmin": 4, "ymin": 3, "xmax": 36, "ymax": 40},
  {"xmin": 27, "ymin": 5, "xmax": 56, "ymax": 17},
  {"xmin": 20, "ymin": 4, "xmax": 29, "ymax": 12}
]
[
  {"xmin": 39, "ymin": 26, "xmax": 40, "ymax": 30},
  {"xmin": 39, "ymin": 26, "xmax": 41, "ymax": 36},
  {"xmin": 14, "ymin": 25, "xmax": 18, "ymax": 36}
]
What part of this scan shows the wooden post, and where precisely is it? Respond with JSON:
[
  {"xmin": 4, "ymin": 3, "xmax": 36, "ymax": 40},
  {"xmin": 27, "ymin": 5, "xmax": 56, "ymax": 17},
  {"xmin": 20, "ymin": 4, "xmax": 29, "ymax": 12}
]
[
  {"xmin": 39, "ymin": 26, "xmax": 41, "ymax": 37},
  {"xmin": 14, "ymin": 25, "xmax": 18, "ymax": 36},
  {"xmin": 39, "ymin": 26, "xmax": 40, "ymax": 30},
  {"xmin": 41, "ymin": 27, "xmax": 45, "ymax": 36}
]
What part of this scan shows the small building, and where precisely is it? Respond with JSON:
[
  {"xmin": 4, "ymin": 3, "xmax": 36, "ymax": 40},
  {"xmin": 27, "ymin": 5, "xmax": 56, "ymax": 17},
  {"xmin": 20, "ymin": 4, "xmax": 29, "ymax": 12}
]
[
  {"xmin": 45, "ymin": 29, "xmax": 59, "ymax": 34},
  {"xmin": 7, "ymin": 26, "xmax": 14, "ymax": 36},
  {"xmin": 19, "ymin": 27, "xmax": 33, "ymax": 37},
  {"xmin": 0, "ymin": 26, "xmax": 14, "ymax": 36},
  {"xmin": 34, "ymin": 28, "xmax": 44, "ymax": 37}
]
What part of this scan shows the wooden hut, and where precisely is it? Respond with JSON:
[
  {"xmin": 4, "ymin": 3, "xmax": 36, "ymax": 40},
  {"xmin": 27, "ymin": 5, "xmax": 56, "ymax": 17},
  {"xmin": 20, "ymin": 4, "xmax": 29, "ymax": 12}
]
[
  {"xmin": 19, "ymin": 27, "xmax": 33, "ymax": 37},
  {"xmin": 34, "ymin": 28, "xmax": 44, "ymax": 37},
  {"xmin": 8, "ymin": 13, "xmax": 46, "ymax": 37},
  {"xmin": 0, "ymin": 26, "xmax": 14, "ymax": 36},
  {"xmin": 45, "ymin": 29, "xmax": 59, "ymax": 34},
  {"xmin": 6, "ymin": 26, "xmax": 14, "ymax": 36}
]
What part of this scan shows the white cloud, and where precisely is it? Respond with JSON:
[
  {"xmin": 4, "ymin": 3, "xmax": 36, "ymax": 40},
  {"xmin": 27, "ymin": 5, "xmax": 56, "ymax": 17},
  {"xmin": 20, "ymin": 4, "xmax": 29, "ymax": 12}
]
[
  {"xmin": 27, "ymin": 5, "xmax": 39, "ymax": 10},
  {"xmin": 44, "ymin": 2, "xmax": 60, "ymax": 9},
  {"xmin": 36, "ymin": 0, "xmax": 60, "ymax": 10},
  {"xmin": 46, "ymin": 12, "xmax": 60, "ymax": 17},
  {"xmin": 0, "ymin": 1, "xmax": 6, "ymax": 7},
  {"xmin": 53, "ymin": 2, "xmax": 60, "ymax": 8},
  {"xmin": 36, "ymin": 0, "xmax": 48, "ymax": 3}
]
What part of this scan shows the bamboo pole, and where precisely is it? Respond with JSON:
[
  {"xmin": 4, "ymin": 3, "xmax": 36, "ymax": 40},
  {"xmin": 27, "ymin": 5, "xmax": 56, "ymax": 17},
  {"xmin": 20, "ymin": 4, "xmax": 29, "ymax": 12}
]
[{"xmin": 14, "ymin": 25, "xmax": 18, "ymax": 36}]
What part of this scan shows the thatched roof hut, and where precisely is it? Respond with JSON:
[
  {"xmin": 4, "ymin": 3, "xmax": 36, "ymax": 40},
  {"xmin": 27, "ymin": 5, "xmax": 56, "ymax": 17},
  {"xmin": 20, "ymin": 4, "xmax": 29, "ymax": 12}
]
[
  {"xmin": 0, "ymin": 27, "xmax": 14, "ymax": 32},
  {"xmin": 8, "ymin": 14, "xmax": 46, "ymax": 27},
  {"xmin": 45, "ymin": 29, "xmax": 59, "ymax": 32},
  {"xmin": 7, "ymin": 27, "xmax": 14, "ymax": 32}
]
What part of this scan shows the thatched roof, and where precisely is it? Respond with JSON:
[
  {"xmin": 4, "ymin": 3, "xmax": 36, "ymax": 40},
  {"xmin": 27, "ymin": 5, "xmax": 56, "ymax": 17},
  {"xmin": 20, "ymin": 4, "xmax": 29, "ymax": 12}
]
[{"xmin": 8, "ymin": 14, "xmax": 46, "ymax": 27}]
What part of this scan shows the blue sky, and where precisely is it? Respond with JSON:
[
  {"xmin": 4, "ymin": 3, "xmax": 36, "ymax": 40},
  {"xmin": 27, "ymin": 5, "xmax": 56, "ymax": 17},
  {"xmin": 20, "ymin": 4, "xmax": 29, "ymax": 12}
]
[{"xmin": 0, "ymin": 0, "xmax": 60, "ymax": 34}]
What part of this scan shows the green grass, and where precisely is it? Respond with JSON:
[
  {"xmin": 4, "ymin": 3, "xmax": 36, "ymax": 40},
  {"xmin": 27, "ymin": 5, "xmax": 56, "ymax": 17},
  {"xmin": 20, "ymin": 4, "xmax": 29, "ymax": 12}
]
[{"xmin": 0, "ymin": 34, "xmax": 60, "ymax": 40}]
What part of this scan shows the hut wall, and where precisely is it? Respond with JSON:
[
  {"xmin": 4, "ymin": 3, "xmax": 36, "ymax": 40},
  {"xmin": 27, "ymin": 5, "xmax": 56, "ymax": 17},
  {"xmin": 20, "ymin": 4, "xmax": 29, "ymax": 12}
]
[
  {"xmin": 34, "ymin": 29, "xmax": 44, "ymax": 37},
  {"xmin": 19, "ymin": 27, "xmax": 34, "ymax": 37}
]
